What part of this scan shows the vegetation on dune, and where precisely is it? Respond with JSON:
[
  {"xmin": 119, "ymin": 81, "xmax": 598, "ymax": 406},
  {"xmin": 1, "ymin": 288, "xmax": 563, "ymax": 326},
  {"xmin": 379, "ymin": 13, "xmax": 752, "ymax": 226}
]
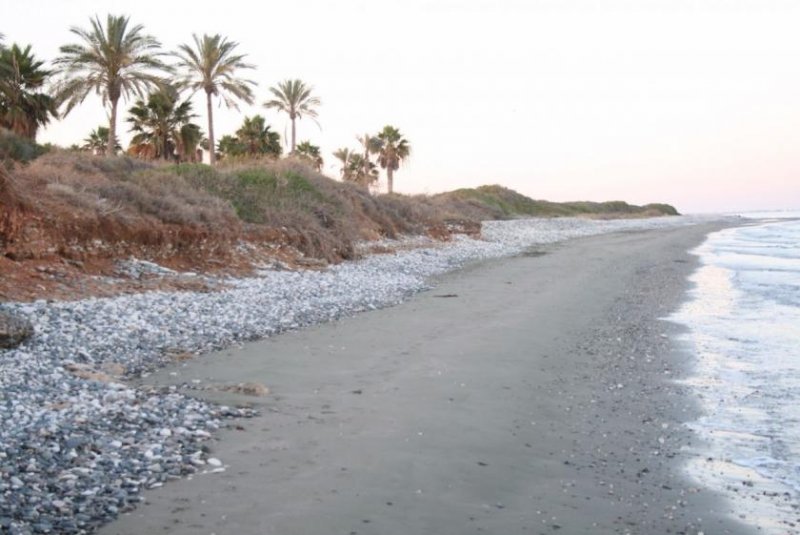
[
  {"xmin": 0, "ymin": 128, "xmax": 47, "ymax": 165},
  {"xmin": 432, "ymin": 185, "xmax": 679, "ymax": 219},
  {"xmin": 1, "ymin": 152, "xmax": 458, "ymax": 266}
]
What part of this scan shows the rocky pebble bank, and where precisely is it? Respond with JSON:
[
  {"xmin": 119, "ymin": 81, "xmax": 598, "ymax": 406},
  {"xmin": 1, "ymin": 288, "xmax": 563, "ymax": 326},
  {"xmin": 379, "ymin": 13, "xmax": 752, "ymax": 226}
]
[{"xmin": 0, "ymin": 216, "xmax": 717, "ymax": 533}]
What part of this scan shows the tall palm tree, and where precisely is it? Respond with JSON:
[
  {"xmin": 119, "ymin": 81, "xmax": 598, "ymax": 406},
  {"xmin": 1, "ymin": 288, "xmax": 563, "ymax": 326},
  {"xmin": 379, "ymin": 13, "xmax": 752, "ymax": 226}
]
[
  {"xmin": 263, "ymin": 79, "xmax": 320, "ymax": 154},
  {"xmin": 126, "ymin": 85, "xmax": 199, "ymax": 160},
  {"xmin": 0, "ymin": 43, "xmax": 58, "ymax": 140},
  {"xmin": 376, "ymin": 125, "xmax": 410, "ymax": 194},
  {"xmin": 173, "ymin": 34, "xmax": 256, "ymax": 166},
  {"xmin": 295, "ymin": 141, "xmax": 323, "ymax": 171},
  {"xmin": 54, "ymin": 14, "xmax": 170, "ymax": 156}
]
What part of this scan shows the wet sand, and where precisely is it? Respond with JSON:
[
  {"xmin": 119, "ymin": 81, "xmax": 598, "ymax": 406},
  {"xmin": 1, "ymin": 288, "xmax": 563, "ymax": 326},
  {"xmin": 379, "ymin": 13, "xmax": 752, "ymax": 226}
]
[{"xmin": 101, "ymin": 223, "xmax": 755, "ymax": 535}]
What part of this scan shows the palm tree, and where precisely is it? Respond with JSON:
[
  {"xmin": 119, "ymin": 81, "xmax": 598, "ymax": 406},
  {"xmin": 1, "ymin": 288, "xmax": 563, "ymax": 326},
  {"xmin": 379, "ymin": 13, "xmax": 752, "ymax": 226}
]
[
  {"xmin": 295, "ymin": 141, "xmax": 323, "ymax": 171},
  {"xmin": 333, "ymin": 147, "xmax": 354, "ymax": 181},
  {"xmin": 176, "ymin": 123, "xmax": 203, "ymax": 162},
  {"xmin": 235, "ymin": 115, "xmax": 280, "ymax": 157},
  {"xmin": 356, "ymin": 132, "xmax": 380, "ymax": 187},
  {"xmin": 0, "ymin": 43, "xmax": 58, "ymax": 140},
  {"xmin": 126, "ymin": 85, "xmax": 200, "ymax": 160},
  {"xmin": 54, "ymin": 14, "xmax": 170, "ymax": 156},
  {"xmin": 216, "ymin": 135, "xmax": 244, "ymax": 158},
  {"xmin": 333, "ymin": 148, "xmax": 377, "ymax": 187},
  {"xmin": 376, "ymin": 125, "xmax": 410, "ymax": 194},
  {"xmin": 263, "ymin": 79, "xmax": 320, "ymax": 154},
  {"xmin": 173, "ymin": 34, "xmax": 256, "ymax": 166},
  {"xmin": 216, "ymin": 115, "xmax": 281, "ymax": 159},
  {"xmin": 348, "ymin": 153, "xmax": 379, "ymax": 188},
  {"xmin": 83, "ymin": 125, "xmax": 119, "ymax": 155},
  {"xmin": 240, "ymin": 116, "xmax": 280, "ymax": 157}
]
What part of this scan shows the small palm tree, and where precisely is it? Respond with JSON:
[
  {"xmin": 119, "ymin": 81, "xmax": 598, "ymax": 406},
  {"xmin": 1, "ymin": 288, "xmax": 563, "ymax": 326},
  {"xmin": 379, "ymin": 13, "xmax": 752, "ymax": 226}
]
[
  {"xmin": 173, "ymin": 34, "xmax": 256, "ymax": 166},
  {"xmin": 263, "ymin": 79, "xmax": 320, "ymax": 154},
  {"xmin": 54, "ymin": 14, "xmax": 170, "ymax": 156},
  {"xmin": 348, "ymin": 153, "xmax": 379, "ymax": 188},
  {"xmin": 126, "ymin": 85, "xmax": 199, "ymax": 161},
  {"xmin": 356, "ymin": 132, "xmax": 380, "ymax": 186},
  {"xmin": 217, "ymin": 115, "xmax": 281, "ymax": 159},
  {"xmin": 333, "ymin": 147, "xmax": 354, "ymax": 181},
  {"xmin": 83, "ymin": 125, "xmax": 120, "ymax": 155},
  {"xmin": 216, "ymin": 135, "xmax": 244, "ymax": 158},
  {"xmin": 376, "ymin": 125, "xmax": 410, "ymax": 194},
  {"xmin": 295, "ymin": 141, "xmax": 323, "ymax": 172},
  {"xmin": 0, "ymin": 43, "xmax": 58, "ymax": 140},
  {"xmin": 176, "ymin": 123, "xmax": 203, "ymax": 162},
  {"xmin": 234, "ymin": 115, "xmax": 281, "ymax": 157}
]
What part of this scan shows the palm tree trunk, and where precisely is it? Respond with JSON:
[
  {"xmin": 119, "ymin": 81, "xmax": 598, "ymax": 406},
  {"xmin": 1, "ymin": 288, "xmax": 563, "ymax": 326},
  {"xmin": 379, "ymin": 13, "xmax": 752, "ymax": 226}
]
[
  {"xmin": 387, "ymin": 167, "xmax": 394, "ymax": 194},
  {"xmin": 290, "ymin": 117, "xmax": 296, "ymax": 154},
  {"xmin": 162, "ymin": 128, "xmax": 170, "ymax": 161},
  {"xmin": 107, "ymin": 98, "xmax": 119, "ymax": 156},
  {"xmin": 206, "ymin": 92, "xmax": 216, "ymax": 166}
]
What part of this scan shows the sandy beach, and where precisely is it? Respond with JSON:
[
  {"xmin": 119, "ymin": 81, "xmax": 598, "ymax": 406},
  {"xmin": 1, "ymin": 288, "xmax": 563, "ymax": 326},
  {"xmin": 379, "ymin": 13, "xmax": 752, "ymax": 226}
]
[{"xmin": 99, "ymin": 223, "xmax": 755, "ymax": 535}]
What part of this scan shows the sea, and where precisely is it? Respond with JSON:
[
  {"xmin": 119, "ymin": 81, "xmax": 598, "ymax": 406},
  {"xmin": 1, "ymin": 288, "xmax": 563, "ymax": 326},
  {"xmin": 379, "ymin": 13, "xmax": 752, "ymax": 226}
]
[{"xmin": 671, "ymin": 212, "xmax": 800, "ymax": 533}]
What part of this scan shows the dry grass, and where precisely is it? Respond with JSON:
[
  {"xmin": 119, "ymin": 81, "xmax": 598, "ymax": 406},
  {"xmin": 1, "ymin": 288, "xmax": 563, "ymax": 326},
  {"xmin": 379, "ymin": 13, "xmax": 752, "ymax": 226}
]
[
  {"xmin": 1, "ymin": 152, "xmax": 470, "ymax": 268},
  {"xmin": 1, "ymin": 152, "xmax": 678, "ymax": 288}
]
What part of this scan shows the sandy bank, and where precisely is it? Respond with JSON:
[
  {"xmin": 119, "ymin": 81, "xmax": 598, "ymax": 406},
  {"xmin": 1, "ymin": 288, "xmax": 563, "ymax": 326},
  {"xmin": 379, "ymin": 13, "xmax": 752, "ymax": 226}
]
[{"xmin": 101, "ymin": 223, "xmax": 754, "ymax": 535}]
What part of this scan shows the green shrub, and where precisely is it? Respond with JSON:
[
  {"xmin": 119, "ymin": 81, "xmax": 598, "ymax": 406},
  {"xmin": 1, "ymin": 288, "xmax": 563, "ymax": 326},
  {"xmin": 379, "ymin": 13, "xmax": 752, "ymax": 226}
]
[{"xmin": 0, "ymin": 129, "xmax": 47, "ymax": 166}]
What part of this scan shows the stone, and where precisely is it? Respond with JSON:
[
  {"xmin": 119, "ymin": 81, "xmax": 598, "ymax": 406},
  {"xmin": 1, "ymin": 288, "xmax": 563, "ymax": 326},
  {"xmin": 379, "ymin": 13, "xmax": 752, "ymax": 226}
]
[
  {"xmin": 63, "ymin": 363, "xmax": 115, "ymax": 383},
  {"xmin": 0, "ymin": 311, "xmax": 33, "ymax": 349},
  {"xmin": 221, "ymin": 382, "xmax": 270, "ymax": 397}
]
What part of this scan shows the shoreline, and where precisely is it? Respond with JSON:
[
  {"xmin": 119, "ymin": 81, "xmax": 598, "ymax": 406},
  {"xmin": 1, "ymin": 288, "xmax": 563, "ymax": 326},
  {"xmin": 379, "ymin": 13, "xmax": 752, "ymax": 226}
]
[
  {"xmin": 670, "ymin": 220, "xmax": 800, "ymax": 534},
  {"xmin": 99, "ymin": 222, "xmax": 754, "ymax": 535}
]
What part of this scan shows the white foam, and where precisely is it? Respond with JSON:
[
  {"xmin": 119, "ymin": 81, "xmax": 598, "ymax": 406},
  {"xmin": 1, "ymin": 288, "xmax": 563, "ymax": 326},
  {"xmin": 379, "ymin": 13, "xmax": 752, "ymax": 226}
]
[{"xmin": 672, "ymin": 219, "xmax": 800, "ymax": 534}]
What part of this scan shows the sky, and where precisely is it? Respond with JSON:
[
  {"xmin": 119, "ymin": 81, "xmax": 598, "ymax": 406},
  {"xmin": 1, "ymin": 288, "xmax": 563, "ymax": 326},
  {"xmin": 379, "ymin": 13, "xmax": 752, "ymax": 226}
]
[{"xmin": 4, "ymin": 0, "xmax": 800, "ymax": 213}]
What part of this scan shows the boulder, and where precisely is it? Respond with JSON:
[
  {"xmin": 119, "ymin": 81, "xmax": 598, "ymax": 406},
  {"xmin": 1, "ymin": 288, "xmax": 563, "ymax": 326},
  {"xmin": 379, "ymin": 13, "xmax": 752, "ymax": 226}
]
[{"xmin": 0, "ymin": 311, "xmax": 33, "ymax": 349}]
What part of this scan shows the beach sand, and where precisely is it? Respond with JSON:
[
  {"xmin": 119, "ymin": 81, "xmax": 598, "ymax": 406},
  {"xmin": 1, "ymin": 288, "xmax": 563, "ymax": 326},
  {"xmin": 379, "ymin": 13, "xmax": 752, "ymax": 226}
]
[{"xmin": 100, "ymin": 223, "xmax": 755, "ymax": 535}]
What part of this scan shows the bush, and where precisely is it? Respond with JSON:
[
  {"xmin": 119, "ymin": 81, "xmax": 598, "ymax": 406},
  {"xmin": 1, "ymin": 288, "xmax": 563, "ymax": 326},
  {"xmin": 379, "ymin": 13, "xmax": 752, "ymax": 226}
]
[{"xmin": 0, "ymin": 129, "xmax": 47, "ymax": 166}]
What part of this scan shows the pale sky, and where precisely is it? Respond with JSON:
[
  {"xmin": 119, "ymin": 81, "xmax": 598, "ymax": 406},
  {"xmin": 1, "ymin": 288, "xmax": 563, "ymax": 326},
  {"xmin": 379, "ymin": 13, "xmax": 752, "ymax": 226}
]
[{"xmin": 5, "ymin": 0, "xmax": 800, "ymax": 213}]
